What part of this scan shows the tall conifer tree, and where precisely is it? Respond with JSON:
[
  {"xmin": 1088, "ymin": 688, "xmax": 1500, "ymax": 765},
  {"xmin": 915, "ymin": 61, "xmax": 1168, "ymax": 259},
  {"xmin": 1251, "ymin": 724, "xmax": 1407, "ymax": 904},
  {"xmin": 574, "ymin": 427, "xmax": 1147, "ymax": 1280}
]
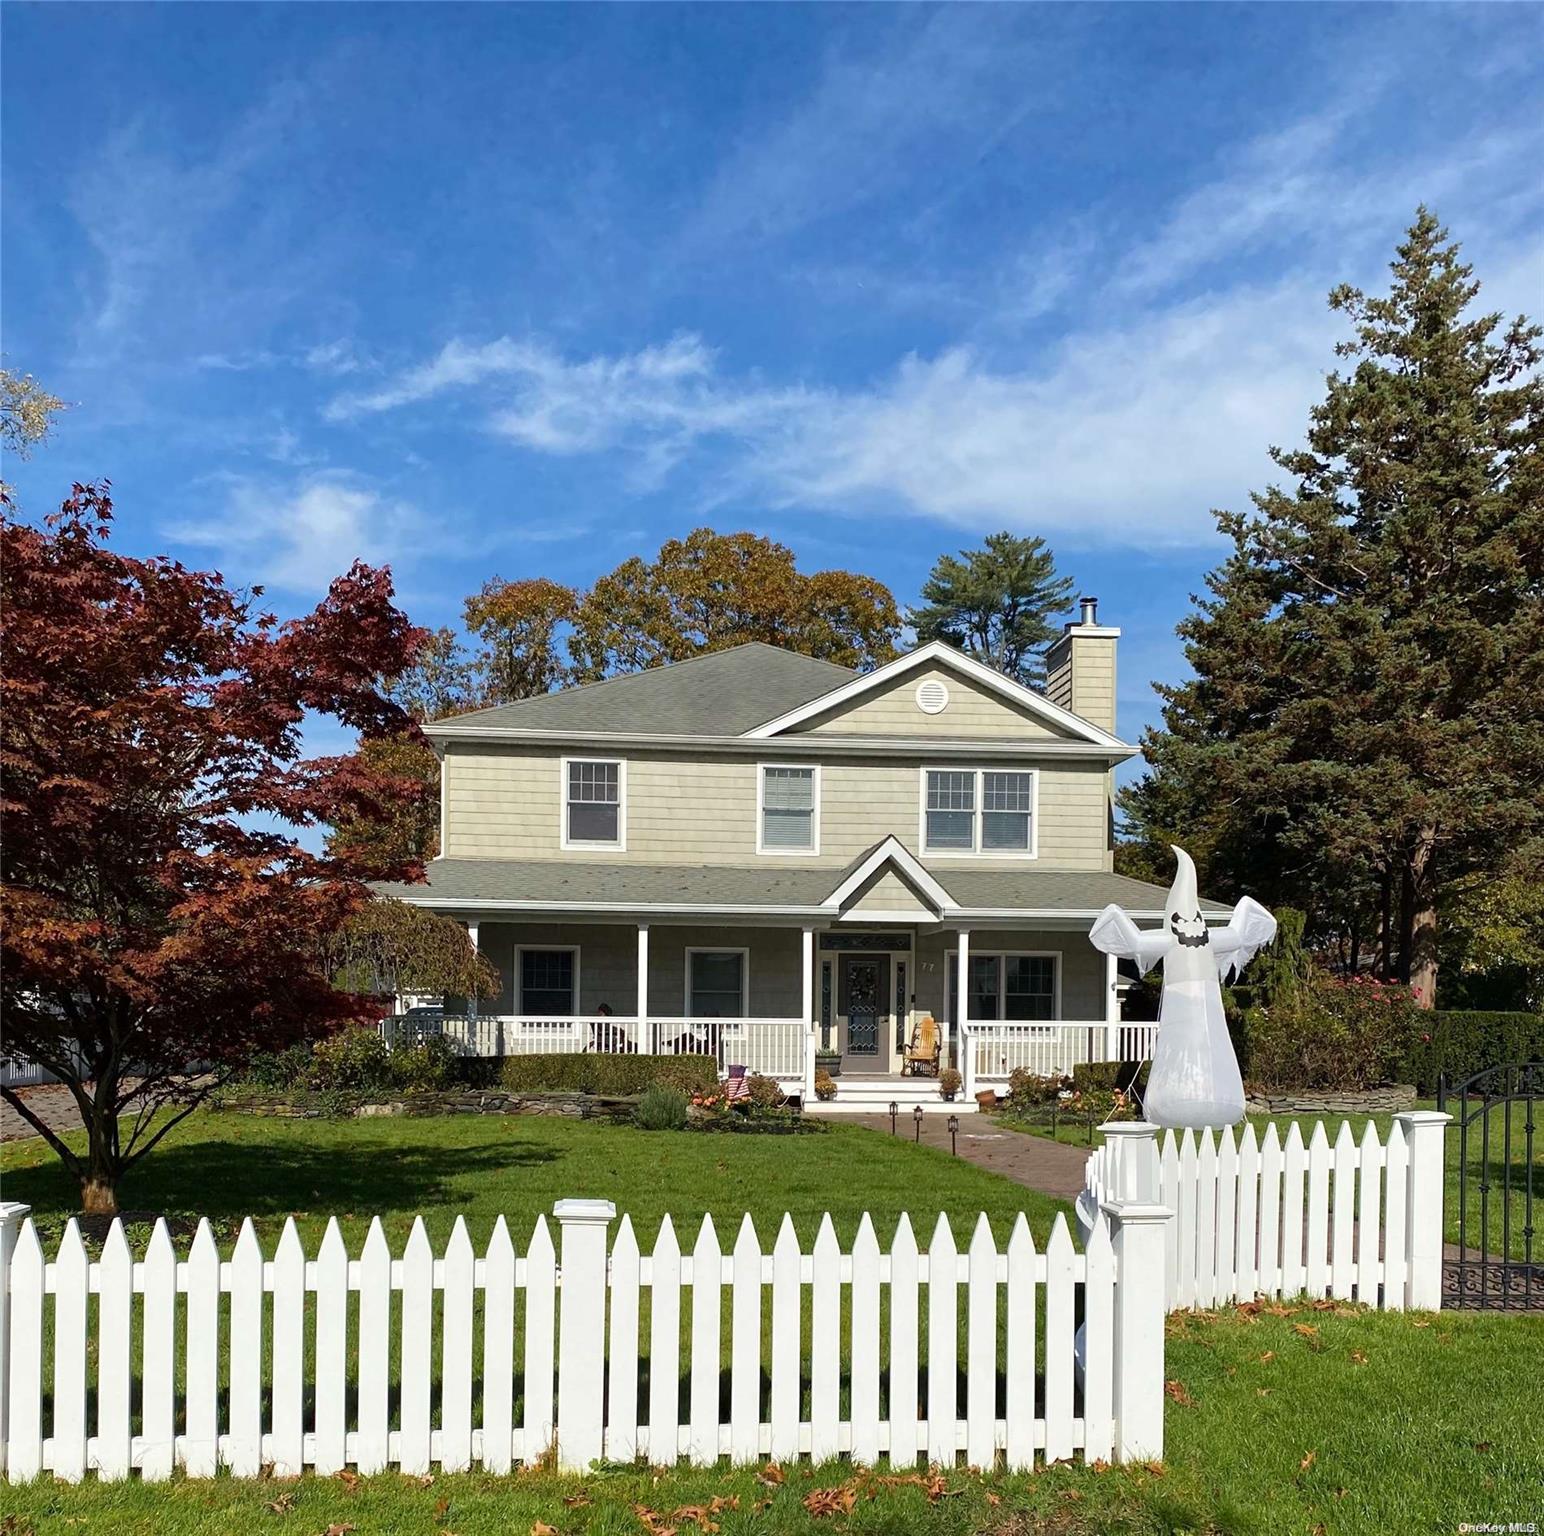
[{"xmin": 1121, "ymin": 210, "xmax": 1543, "ymax": 1005}]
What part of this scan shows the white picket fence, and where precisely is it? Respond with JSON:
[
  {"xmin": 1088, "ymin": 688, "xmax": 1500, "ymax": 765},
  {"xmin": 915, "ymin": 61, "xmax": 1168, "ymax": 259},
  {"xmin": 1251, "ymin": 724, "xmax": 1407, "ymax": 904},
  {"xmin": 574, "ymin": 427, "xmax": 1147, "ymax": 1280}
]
[
  {"xmin": 1078, "ymin": 1112, "xmax": 1451, "ymax": 1313},
  {"xmin": 0, "ymin": 1192, "xmax": 1172, "ymax": 1485}
]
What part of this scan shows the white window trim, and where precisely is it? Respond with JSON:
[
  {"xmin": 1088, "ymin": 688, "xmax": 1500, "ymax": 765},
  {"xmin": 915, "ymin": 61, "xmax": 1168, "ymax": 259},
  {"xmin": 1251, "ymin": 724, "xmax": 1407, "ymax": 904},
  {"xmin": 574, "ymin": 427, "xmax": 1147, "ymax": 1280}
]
[
  {"xmin": 684, "ymin": 946, "xmax": 750, "ymax": 1018},
  {"xmin": 945, "ymin": 949, "xmax": 1062, "ymax": 1024},
  {"xmin": 919, "ymin": 765, "xmax": 1039, "ymax": 858},
  {"xmin": 756, "ymin": 761, "xmax": 821, "ymax": 856},
  {"xmin": 559, "ymin": 755, "xmax": 627, "ymax": 851},
  {"xmin": 515, "ymin": 944, "xmax": 581, "ymax": 1016}
]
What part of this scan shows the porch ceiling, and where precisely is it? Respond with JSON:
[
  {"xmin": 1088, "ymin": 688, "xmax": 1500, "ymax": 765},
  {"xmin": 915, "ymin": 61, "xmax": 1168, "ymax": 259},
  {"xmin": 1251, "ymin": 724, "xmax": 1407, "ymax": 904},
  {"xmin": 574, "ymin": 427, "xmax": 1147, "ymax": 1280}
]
[{"xmin": 372, "ymin": 858, "xmax": 1226, "ymax": 920}]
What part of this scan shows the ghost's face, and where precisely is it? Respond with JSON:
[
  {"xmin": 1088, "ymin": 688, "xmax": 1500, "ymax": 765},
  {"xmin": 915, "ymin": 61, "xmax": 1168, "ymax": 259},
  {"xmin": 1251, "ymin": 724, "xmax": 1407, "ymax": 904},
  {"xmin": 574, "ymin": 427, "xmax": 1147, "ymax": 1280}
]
[{"xmin": 1169, "ymin": 909, "xmax": 1210, "ymax": 949}]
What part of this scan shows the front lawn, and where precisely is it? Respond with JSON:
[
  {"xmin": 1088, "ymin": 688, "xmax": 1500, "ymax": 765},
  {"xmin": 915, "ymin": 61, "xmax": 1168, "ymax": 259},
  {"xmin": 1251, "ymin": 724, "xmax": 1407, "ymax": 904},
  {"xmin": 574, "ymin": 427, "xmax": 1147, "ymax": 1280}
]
[
  {"xmin": 3, "ymin": 1305, "xmax": 1538, "ymax": 1535},
  {"xmin": 0, "ymin": 1108, "xmax": 1070, "ymax": 1254}
]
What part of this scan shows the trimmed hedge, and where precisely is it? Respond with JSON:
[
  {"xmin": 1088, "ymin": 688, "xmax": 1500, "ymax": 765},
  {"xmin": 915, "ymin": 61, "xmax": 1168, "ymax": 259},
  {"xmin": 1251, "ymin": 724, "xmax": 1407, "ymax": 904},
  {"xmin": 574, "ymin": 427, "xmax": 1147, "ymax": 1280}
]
[
  {"xmin": 499, "ymin": 1053, "xmax": 719, "ymax": 1096},
  {"xmin": 1404, "ymin": 1010, "xmax": 1544, "ymax": 1095}
]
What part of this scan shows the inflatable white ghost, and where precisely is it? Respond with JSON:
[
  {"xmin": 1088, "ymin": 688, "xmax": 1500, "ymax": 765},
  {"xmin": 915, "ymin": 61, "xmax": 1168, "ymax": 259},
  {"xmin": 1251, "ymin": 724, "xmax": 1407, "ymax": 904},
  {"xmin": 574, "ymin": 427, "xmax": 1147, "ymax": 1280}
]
[{"xmin": 1089, "ymin": 847, "xmax": 1276, "ymax": 1128}]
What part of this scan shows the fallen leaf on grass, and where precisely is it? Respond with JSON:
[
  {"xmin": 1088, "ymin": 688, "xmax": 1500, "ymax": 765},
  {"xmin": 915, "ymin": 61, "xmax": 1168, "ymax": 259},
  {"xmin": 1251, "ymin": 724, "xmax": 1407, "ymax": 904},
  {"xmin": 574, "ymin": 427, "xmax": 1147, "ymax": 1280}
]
[
  {"xmin": 632, "ymin": 1507, "xmax": 678, "ymax": 1536},
  {"xmin": 1474, "ymin": 1442, "xmax": 1493, "ymax": 1453},
  {"xmin": 1256, "ymin": 1388, "xmax": 1272, "ymax": 1397},
  {"xmin": 1349, "ymin": 1350, "xmax": 1368, "ymax": 1365},
  {"xmin": 562, "ymin": 1497, "xmax": 590, "ymax": 1509},
  {"xmin": 322, "ymin": 1526, "xmax": 356, "ymax": 1536},
  {"xmin": 334, "ymin": 1470, "xmax": 361, "ymax": 1493},
  {"xmin": 756, "ymin": 1463, "xmax": 785, "ymax": 1487},
  {"xmin": 1299, "ymin": 1451, "xmax": 1317, "ymax": 1473},
  {"xmin": 1257, "ymin": 1351, "xmax": 1275, "ymax": 1362},
  {"xmin": 532, "ymin": 1524, "xmax": 559, "ymax": 1536},
  {"xmin": 669, "ymin": 1507, "xmax": 719, "ymax": 1533},
  {"xmin": 1292, "ymin": 1323, "xmax": 1318, "ymax": 1338},
  {"xmin": 1411, "ymin": 1318, "xmax": 1431, "ymax": 1328},
  {"xmin": 1164, "ymin": 1380, "xmax": 1196, "ymax": 1407},
  {"xmin": 264, "ymin": 1494, "xmax": 295, "ymax": 1514},
  {"xmin": 802, "ymin": 1486, "xmax": 858, "ymax": 1518}
]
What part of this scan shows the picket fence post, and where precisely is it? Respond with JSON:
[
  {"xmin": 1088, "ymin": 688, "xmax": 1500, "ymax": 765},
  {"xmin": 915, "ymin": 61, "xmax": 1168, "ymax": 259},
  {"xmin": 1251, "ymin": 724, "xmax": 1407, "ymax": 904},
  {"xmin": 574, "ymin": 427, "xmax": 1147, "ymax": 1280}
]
[
  {"xmin": 1096, "ymin": 1122, "xmax": 1170, "ymax": 1463},
  {"xmin": 555, "ymin": 1198, "xmax": 617, "ymax": 1472},
  {"xmin": 1395, "ymin": 1110, "xmax": 1451, "ymax": 1310},
  {"xmin": 1106, "ymin": 1198, "xmax": 1170, "ymax": 1463},
  {"xmin": 0, "ymin": 1203, "xmax": 31, "ymax": 1478}
]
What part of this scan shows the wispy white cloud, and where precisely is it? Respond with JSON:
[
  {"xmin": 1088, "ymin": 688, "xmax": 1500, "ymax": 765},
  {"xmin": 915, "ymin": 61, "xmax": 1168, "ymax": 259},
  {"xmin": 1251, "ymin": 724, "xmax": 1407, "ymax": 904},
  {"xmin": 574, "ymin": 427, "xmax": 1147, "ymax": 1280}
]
[{"xmin": 167, "ymin": 474, "xmax": 433, "ymax": 595}]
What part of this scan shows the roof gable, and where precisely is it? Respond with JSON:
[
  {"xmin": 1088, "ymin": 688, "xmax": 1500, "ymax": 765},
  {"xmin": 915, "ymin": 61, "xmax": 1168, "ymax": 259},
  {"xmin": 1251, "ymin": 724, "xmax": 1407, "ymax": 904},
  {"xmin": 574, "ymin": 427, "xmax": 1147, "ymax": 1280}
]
[
  {"xmin": 745, "ymin": 642, "xmax": 1126, "ymax": 748},
  {"xmin": 822, "ymin": 837, "xmax": 956, "ymax": 915}
]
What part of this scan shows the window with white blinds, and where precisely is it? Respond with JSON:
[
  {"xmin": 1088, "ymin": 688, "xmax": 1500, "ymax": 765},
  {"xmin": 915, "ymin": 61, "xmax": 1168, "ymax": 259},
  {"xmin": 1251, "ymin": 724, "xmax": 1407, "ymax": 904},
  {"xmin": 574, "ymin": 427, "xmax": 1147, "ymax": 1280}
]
[
  {"xmin": 923, "ymin": 767, "xmax": 1036, "ymax": 854},
  {"xmin": 759, "ymin": 764, "xmax": 817, "ymax": 852}
]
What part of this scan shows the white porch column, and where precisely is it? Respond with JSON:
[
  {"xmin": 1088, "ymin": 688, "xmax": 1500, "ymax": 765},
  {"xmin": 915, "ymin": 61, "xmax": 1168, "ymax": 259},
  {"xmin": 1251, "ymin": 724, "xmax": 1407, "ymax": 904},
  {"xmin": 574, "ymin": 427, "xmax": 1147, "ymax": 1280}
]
[
  {"xmin": 466, "ymin": 920, "xmax": 480, "ymax": 1023},
  {"xmin": 636, "ymin": 924, "xmax": 650, "ymax": 1051},
  {"xmin": 1104, "ymin": 949, "xmax": 1120, "ymax": 1062},
  {"xmin": 954, "ymin": 927, "xmax": 970, "ymax": 1081},
  {"xmin": 801, "ymin": 926, "xmax": 816, "ymax": 1100}
]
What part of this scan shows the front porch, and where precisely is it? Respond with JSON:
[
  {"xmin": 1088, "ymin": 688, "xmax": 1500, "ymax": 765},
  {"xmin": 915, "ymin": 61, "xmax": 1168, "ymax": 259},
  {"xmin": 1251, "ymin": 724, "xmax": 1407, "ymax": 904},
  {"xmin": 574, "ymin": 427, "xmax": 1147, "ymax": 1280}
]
[{"xmin": 387, "ymin": 914, "xmax": 1146, "ymax": 1107}]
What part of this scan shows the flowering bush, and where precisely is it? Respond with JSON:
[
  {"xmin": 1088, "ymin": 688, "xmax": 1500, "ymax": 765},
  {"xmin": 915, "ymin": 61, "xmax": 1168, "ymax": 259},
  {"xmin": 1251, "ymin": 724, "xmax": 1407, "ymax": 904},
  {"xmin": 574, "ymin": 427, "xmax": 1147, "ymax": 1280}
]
[
  {"xmin": 1242, "ymin": 975, "xmax": 1421, "ymax": 1091},
  {"xmin": 746, "ymin": 1073, "xmax": 785, "ymax": 1108},
  {"xmin": 1008, "ymin": 1069, "xmax": 1072, "ymax": 1105}
]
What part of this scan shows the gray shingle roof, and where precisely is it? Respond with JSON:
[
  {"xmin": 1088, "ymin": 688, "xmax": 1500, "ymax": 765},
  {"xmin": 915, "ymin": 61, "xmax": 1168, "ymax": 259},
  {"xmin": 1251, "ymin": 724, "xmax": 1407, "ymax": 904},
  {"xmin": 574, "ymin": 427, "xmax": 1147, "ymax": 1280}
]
[
  {"xmin": 375, "ymin": 857, "xmax": 1227, "ymax": 916},
  {"xmin": 429, "ymin": 643, "xmax": 856, "ymax": 738}
]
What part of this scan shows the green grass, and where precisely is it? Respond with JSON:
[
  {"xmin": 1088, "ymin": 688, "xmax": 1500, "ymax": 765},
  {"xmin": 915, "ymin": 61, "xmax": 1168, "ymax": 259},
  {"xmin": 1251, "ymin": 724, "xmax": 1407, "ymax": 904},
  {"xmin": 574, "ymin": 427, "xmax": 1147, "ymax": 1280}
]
[
  {"xmin": 0, "ymin": 1108, "xmax": 1070, "ymax": 1255},
  {"xmin": 997, "ymin": 1103, "xmax": 1541, "ymax": 1260},
  {"xmin": 3, "ymin": 1306, "xmax": 1538, "ymax": 1535}
]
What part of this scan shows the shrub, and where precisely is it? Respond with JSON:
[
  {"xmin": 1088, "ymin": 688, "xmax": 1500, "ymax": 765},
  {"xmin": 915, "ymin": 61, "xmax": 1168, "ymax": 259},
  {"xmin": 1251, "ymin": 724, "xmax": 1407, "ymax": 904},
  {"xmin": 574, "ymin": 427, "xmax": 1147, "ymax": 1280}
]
[
  {"xmin": 1072, "ymin": 1061, "xmax": 1123, "ymax": 1095},
  {"xmin": 243, "ymin": 1042, "xmax": 313, "ymax": 1090},
  {"xmin": 1008, "ymin": 1070, "xmax": 1069, "ymax": 1106},
  {"xmin": 635, "ymin": 1084, "xmax": 689, "ymax": 1131},
  {"xmin": 388, "ymin": 1033, "xmax": 459, "ymax": 1091},
  {"xmin": 305, "ymin": 1026, "xmax": 392, "ymax": 1092},
  {"xmin": 813, "ymin": 1069, "xmax": 837, "ymax": 1102},
  {"xmin": 939, "ymin": 1067, "xmax": 962, "ymax": 1096},
  {"xmin": 1242, "ymin": 976, "xmax": 1421, "ymax": 1092},
  {"xmin": 1405, "ymin": 1010, "xmax": 1544, "ymax": 1095},
  {"xmin": 500, "ymin": 1053, "xmax": 719, "ymax": 1096},
  {"xmin": 746, "ymin": 1073, "xmax": 784, "ymax": 1108}
]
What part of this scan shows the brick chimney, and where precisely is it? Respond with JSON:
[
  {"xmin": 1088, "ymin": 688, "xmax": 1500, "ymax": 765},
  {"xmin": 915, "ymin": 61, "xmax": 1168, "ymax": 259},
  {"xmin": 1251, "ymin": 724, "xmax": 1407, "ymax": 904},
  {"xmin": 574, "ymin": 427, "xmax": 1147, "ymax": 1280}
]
[{"xmin": 1044, "ymin": 595, "xmax": 1120, "ymax": 733}]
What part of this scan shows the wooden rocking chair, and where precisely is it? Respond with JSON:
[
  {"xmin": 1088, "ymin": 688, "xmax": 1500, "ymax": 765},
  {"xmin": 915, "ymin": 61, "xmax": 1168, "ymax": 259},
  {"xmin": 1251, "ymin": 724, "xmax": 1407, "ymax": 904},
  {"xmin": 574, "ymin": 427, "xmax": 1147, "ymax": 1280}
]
[{"xmin": 902, "ymin": 1014, "xmax": 941, "ymax": 1077}]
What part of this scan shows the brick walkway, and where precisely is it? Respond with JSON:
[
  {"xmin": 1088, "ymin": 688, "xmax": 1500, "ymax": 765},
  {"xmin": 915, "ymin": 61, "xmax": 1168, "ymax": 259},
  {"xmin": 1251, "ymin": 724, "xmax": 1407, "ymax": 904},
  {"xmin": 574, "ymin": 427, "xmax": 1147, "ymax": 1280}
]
[
  {"xmin": 2, "ymin": 1082, "xmax": 156, "ymax": 1144},
  {"xmin": 844, "ymin": 1113, "xmax": 1090, "ymax": 1203}
]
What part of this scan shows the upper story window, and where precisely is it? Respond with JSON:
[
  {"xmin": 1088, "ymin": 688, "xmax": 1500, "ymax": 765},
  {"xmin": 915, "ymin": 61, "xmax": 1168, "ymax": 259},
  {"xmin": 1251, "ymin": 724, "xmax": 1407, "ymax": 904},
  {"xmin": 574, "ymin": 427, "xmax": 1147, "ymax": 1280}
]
[
  {"xmin": 922, "ymin": 767, "xmax": 1037, "ymax": 855},
  {"xmin": 562, "ymin": 757, "xmax": 624, "ymax": 849},
  {"xmin": 759, "ymin": 764, "xmax": 818, "ymax": 853}
]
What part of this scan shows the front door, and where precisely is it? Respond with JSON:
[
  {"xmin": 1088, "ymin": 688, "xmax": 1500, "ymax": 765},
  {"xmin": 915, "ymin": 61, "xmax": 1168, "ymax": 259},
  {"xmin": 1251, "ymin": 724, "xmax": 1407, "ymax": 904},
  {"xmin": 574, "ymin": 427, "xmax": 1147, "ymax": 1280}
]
[{"xmin": 839, "ymin": 955, "xmax": 891, "ymax": 1068}]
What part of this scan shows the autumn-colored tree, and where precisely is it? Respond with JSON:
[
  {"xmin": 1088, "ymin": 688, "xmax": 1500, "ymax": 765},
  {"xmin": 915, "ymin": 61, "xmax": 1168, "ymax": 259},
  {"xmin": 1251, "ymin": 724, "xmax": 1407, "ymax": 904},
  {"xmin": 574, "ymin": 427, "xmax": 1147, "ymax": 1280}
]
[
  {"xmin": 464, "ymin": 576, "xmax": 579, "ymax": 703},
  {"xmin": 568, "ymin": 529, "xmax": 900, "ymax": 679},
  {"xmin": 385, "ymin": 625, "xmax": 484, "ymax": 721},
  {"xmin": 1, "ymin": 367, "xmax": 67, "ymax": 499},
  {"xmin": 327, "ymin": 733, "xmax": 442, "ymax": 867},
  {"xmin": 1, "ymin": 486, "xmax": 428, "ymax": 1213}
]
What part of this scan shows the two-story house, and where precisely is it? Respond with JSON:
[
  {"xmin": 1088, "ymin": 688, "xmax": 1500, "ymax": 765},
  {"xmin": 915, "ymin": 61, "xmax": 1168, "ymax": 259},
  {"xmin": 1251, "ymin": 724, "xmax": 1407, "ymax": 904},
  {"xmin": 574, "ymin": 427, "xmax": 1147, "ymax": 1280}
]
[{"xmin": 376, "ymin": 600, "xmax": 1222, "ymax": 1106}]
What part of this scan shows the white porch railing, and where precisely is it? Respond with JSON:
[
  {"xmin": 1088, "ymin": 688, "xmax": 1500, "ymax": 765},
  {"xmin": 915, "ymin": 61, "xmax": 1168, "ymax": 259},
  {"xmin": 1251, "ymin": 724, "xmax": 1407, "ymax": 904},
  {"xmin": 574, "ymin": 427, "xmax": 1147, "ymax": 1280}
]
[
  {"xmin": 380, "ymin": 1014, "xmax": 809, "ymax": 1083},
  {"xmin": 962, "ymin": 1021, "xmax": 1102, "ymax": 1085}
]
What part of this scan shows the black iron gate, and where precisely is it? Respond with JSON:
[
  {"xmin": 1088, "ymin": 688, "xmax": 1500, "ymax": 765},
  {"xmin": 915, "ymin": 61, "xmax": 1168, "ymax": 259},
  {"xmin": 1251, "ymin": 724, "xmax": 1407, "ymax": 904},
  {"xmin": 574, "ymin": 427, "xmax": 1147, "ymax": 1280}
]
[{"xmin": 1438, "ymin": 1061, "xmax": 1542, "ymax": 1309}]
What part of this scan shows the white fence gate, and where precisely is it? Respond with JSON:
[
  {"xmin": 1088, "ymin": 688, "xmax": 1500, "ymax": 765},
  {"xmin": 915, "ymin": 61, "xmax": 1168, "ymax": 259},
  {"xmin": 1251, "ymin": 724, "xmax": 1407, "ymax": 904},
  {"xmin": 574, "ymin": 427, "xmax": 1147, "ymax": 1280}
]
[
  {"xmin": 0, "ymin": 1194, "xmax": 1171, "ymax": 1485},
  {"xmin": 1079, "ymin": 1112, "xmax": 1450, "ymax": 1313}
]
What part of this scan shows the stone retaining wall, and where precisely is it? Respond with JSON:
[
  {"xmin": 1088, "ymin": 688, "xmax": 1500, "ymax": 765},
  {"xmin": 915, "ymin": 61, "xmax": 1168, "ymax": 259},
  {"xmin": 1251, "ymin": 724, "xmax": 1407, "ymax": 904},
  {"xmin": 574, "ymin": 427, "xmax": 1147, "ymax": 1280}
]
[
  {"xmin": 228, "ymin": 1090, "xmax": 638, "ymax": 1121},
  {"xmin": 1245, "ymin": 1084, "xmax": 1417, "ymax": 1115}
]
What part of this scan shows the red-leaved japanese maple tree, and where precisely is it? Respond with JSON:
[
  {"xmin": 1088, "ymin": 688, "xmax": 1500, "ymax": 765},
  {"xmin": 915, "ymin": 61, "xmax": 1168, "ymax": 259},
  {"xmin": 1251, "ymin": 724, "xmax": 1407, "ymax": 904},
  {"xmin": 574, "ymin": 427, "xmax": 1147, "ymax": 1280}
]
[{"xmin": 1, "ymin": 485, "xmax": 433, "ymax": 1213}]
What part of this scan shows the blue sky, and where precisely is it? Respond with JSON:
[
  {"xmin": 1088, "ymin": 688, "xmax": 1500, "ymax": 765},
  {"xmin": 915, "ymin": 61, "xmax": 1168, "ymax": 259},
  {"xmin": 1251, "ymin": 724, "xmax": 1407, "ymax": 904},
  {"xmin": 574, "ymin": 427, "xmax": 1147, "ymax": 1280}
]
[{"xmin": 4, "ymin": 3, "xmax": 1541, "ymax": 771}]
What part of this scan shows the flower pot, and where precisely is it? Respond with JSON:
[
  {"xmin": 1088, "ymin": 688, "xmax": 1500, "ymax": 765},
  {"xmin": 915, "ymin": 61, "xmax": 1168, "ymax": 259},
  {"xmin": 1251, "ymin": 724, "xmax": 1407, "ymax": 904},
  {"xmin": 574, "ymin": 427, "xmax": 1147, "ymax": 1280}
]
[
  {"xmin": 941, "ymin": 1090, "xmax": 956, "ymax": 1102},
  {"xmin": 975, "ymin": 1089, "xmax": 998, "ymax": 1110}
]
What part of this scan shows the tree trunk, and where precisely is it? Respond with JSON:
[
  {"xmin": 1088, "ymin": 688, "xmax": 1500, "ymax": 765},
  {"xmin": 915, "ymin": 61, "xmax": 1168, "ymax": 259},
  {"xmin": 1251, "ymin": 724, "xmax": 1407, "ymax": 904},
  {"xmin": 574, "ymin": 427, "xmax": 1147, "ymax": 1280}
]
[
  {"xmin": 1407, "ymin": 826, "xmax": 1439, "ymax": 1010},
  {"xmin": 81, "ymin": 1176, "xmax": 120, "ymax": 1216}
]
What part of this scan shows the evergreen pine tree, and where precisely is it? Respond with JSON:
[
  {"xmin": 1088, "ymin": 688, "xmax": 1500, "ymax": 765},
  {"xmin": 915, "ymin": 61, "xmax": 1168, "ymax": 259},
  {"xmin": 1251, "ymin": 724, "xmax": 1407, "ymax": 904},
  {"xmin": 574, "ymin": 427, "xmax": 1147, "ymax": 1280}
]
[{"xmin": 1121, "ymin": 210, "xmax": 1544, "ymax": 1005}]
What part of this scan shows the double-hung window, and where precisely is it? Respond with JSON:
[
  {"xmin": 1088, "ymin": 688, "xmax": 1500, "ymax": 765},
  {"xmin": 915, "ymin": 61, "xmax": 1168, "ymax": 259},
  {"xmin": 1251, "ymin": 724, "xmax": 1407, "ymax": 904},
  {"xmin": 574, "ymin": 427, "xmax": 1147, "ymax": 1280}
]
[
  {"xmin": 922, "ymin": 767, "xmax": 1035, "ymax": 854},
  {"xmin": 563, "ymin": 758, "xmax": 623, "ymax": 848},
  {"xmin": 687, "ymin": 949, "xmax": 747, "ymax": 1018},
  {"xmin": 948, "ymin": 953, "xmax": 1058, "ymax": 1023},
  {"xmin": 759, "ymin": 764, "xmax": 818, "ymax": 853},
  {"xmin": 519, "ymin": 948, "xmax": 577, "ymax": 1015}
]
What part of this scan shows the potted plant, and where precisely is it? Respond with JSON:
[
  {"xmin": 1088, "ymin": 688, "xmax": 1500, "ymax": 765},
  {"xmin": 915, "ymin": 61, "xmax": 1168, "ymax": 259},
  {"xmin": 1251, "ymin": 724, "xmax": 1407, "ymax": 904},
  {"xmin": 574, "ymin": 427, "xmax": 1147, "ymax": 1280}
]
[
  {"xmin": 813, "ymin": 1069, "xmax": 838, "ymax": 1102},
  {"xmin": 939, "ymin": 1067, "xmax": 962, "ymax": 1102},
  {"xmin": 814, "ymin": 1050, "xmax": 842, "ymax": 1078}
]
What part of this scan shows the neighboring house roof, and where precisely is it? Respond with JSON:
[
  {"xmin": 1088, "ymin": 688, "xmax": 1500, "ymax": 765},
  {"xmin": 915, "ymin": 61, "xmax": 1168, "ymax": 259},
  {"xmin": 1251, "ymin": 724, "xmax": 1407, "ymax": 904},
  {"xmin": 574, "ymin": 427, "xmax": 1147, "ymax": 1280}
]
[
  {"xmin": 428, "ymin": 643, "xmax": 856, "ymax": 739},
  {"xmin": 373, "ymin": 853, "xmax": 1229, "ymax": 920}
]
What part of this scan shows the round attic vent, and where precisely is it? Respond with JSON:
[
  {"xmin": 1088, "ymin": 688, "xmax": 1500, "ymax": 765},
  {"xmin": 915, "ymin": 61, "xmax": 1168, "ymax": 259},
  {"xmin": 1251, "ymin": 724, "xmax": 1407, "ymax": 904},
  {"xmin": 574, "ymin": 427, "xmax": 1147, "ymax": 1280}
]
[{"xmin": 915, "ymin": 678, "xmax": 950, "ymax": 715}]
